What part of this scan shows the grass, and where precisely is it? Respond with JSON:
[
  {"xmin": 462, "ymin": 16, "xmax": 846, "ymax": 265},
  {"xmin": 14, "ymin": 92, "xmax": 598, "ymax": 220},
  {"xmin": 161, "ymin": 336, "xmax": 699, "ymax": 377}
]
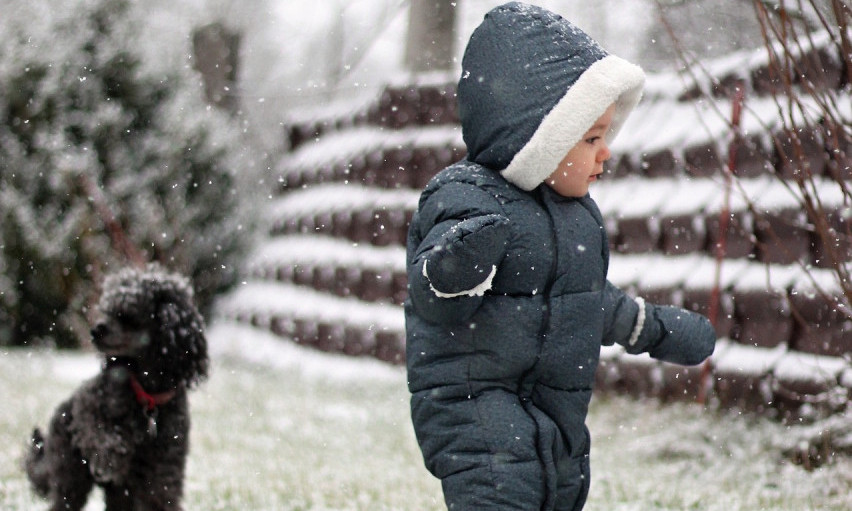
[{"xmin": 2, "ymin": 321, "xmax": 850, "ymax": 510}]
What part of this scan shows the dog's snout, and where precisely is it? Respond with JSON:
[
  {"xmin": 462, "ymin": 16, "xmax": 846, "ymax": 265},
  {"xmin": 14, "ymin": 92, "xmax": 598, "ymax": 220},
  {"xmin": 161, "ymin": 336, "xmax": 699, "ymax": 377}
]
[{"xmin": 91, "ymin": 323, "xmax": 109, "ymax": 341}]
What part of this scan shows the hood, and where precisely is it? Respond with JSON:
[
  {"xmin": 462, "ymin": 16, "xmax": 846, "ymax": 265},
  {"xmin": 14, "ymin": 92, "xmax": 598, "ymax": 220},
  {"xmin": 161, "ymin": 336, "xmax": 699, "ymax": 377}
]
[{"xmin": 457, "ymin": 2, "xmax": 645, "ymax": 191}]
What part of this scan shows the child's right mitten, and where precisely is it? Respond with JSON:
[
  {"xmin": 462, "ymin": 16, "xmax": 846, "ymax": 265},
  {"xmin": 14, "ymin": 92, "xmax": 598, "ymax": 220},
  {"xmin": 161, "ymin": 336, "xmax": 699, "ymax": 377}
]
[{"xmin": 422, "ymin": 214, "xmax": 510, "ymax": 297}]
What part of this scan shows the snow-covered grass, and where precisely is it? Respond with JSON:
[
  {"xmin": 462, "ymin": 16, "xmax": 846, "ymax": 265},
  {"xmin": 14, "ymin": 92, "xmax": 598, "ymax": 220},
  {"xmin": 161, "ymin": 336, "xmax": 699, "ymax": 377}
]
[{"xmin": 2, "ymin": 322, "xmax": 850, "ymax": 510}]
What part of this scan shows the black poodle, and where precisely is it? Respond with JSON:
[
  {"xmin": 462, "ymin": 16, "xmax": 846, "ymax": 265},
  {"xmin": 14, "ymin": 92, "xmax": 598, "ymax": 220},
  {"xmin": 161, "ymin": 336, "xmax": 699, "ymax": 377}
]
[{"xmin": 25, "ymin": 264, "xmax": 208, "ymax": 511}]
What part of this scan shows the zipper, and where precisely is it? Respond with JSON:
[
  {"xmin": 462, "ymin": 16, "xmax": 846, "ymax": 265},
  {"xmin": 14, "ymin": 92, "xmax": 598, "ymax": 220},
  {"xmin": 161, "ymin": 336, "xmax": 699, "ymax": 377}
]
[{"xmin": 519, "ymin": 187, "xmax": 559, "ymax": 400}]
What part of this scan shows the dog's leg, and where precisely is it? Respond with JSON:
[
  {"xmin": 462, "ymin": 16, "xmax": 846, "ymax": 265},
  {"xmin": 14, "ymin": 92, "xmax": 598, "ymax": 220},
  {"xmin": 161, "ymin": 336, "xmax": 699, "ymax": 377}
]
[
  {"xmin": 130, "ymin": 467, "xmax": 185, "ymax": 511},
  {"xmin": 41, "ymin": 402, "xmax": 95, "ymax": 511},
  {"xmin": 104, "ymin": 483, "xmax": 135, "ymax": 511},
  {"xmin": 25, "ymin": 428, "xmax": 50, "ymax": 497}
]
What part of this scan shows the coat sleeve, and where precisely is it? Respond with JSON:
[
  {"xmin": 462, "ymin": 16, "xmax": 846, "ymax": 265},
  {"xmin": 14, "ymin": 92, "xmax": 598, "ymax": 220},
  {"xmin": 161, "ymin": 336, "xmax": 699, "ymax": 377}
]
[
  {"xmin": 602, "ymin": 281, "xmax": 716, "ymax": 366},
  {"xmin": 407, "ymin": 182, "xmax": 510, "ymax": 325}
]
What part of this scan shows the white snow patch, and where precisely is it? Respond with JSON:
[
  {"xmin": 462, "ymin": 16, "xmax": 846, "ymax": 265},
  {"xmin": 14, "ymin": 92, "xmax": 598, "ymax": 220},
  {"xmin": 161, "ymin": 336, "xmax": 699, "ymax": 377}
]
[
  {"xmin": 281, "ymin": 125, "xmax": 462, "ymax": 174},
  {"xmin": 773, "ymin": 351, "xmax": 849, "ymax": 384},
  {"xmin": 216, "ymin": 280, "xmax": 404, "ymax": 331},
  {"xmin": 268, "ymin": 183, "xmax": 419, "ymax": 218},
  {"xmin": 713, "ymin": 340, "xmax": 788, "ymax": 376},
  {"xmin": 249, "ymin": 234, "xmax": 406, "ymax": 272},
  {"xmin": 207, "ymin": 320, "xmax": 403, "ymax": 384}
]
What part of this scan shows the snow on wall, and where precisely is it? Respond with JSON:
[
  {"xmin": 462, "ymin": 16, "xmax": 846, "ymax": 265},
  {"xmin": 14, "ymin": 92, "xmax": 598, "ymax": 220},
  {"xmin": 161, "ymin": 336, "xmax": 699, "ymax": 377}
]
[
  {"xmin": 249, "ymin": 234, "xmax": 406, "ymax": 273},
  {"xmin": 216, "ymin": 280, "xmax": 404, "ymax": 332},
  {"xmin": 611, "ymin": 93, "xmax": 852, "ymax": 156},
  {"xmin": 280, "ymin": 125, "xmax": 462, "ymax": 175},
  {"xmin": 268, "ymin": 183, "xmax": 419, "ymax": 218}
]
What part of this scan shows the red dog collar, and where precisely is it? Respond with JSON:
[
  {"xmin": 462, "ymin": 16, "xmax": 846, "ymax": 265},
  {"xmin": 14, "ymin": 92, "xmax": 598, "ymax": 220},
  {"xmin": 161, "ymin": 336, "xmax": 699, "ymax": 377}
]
[{"xmin": 129, "ymin": 374, "xmax": 177, "ymax": 411}]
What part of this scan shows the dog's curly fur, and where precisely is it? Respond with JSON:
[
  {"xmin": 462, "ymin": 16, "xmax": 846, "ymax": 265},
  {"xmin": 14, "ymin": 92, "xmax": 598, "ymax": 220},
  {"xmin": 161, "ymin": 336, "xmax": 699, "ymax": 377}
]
[{"xmin": 25, "ymin": 264, "xmax": 208, "ymax": 511}]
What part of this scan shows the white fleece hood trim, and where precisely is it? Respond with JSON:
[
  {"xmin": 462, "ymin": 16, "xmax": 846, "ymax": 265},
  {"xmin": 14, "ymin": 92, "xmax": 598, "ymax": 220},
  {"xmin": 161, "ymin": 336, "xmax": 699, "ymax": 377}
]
[{"xmin": 501, "ymin": 55, "xmax": 646, "ymax": 191}]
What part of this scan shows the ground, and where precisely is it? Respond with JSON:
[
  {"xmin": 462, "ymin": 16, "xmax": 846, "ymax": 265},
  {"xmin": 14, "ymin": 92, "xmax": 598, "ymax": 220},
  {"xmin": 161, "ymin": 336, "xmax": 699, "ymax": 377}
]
[{"xmin": 1, "ymin": 321, "xmax": 850, "ymax": 510}]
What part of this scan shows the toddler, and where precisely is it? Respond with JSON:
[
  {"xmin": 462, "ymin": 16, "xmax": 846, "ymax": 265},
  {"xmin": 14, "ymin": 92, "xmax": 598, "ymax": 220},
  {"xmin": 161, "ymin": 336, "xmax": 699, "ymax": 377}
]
[{"xmin": 404, "ymin": 3, "xmax": 716, "ymax": 510}]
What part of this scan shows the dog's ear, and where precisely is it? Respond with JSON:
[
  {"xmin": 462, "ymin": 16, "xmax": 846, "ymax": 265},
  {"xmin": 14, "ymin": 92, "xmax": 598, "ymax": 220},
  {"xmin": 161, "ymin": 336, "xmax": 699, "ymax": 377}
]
[{"xmin": 152, "ymin": 286, "xmax": 209, "ymax": 388}]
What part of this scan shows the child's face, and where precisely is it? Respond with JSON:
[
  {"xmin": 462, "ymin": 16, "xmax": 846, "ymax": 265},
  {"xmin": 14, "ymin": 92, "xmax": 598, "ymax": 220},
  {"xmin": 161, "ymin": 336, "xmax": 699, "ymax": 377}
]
[{"xmin": 545, "ymin": 104, "xmax": 616, "ymax": 197}]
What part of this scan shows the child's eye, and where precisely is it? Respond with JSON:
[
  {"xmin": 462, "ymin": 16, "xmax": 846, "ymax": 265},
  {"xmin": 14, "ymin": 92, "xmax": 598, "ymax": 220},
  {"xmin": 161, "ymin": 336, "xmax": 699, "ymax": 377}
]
[{"xmin": 585, "ymin": 136, "xmax": 601, "ymax": 144}]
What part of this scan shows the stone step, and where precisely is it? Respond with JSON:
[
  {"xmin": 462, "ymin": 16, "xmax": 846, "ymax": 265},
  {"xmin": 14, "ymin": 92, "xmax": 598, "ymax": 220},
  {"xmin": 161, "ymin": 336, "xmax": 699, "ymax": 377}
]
[
  {"xmin": 278, "ymin": 126, "xmax": 464, "ymax": 192},
  {"xmin": 597, "ymin": 340, "xmax": 850, "ymax": 422},
  {"xmin": 246, "ymin": 235, "xmax": 406, "ymax": 305},
  {"xmin": 279, "ymin": 115, "xmax": 850, "ymax": 193},
  {"xmin": 268, "ymin": 179, "xmax": 852, "ymax": 268},
  {"xmin": 285, "ymin": 78, "xmax": 460, "ymax": 151},
  {"xmin": 215, "ymin": 280, "xmax": 406, "ymax": 364},
  {"xmin": 241, "ymin": 234, "xmax": 850, "ymax": 358},
  {"xmin": 214, "ymin": 277, "xmax": 849, "ymax": 421}
]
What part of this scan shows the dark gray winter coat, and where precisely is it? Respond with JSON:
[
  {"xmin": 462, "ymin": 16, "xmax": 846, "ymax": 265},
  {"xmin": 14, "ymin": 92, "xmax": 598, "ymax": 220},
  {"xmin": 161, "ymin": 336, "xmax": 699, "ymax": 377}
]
[{"xmin": 404, "ymin": 3, "xmax": 716, "ymax": 510}]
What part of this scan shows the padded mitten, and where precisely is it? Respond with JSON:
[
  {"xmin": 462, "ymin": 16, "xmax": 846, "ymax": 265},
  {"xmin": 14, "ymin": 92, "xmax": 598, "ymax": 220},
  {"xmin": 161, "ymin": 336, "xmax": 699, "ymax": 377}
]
[{"xmin": 423, "ymin": 214, "xmax": 510, "ymax": 296}]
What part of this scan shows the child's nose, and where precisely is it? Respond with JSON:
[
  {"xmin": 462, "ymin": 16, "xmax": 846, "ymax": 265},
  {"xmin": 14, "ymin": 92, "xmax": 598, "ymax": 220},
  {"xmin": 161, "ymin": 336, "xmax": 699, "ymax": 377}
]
[{"xmin": 597, "ymin": 142, "xmax": 612, "ymax": 162}]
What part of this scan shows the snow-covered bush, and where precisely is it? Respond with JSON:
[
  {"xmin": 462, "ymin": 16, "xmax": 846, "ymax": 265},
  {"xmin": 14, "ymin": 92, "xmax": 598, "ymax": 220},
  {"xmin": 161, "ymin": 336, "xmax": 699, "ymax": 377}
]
[{"xmin": 0, "ymin": 0, "xmax": 252, "ymax": 347}]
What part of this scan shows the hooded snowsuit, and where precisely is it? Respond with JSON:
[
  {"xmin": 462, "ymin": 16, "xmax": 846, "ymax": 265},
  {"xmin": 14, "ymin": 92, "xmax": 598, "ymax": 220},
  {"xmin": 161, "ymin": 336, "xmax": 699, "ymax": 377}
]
[{"xmin": 405, "ymin": 3, "xmax": 716, "ymax": 510}]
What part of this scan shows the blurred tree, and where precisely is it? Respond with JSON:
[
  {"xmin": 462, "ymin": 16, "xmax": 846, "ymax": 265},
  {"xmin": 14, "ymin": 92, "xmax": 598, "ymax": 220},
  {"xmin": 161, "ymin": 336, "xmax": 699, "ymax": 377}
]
[
  {"xmin": 193, "ymin": 22, "xmax": 242, "ymax": 114},
  {"xmin": 405, "ymin": 0, "xmax": 457, "ymax": 72},
  {"xmin": 0, "ymin": 0, "xmax": 250, "ymax": 348}
]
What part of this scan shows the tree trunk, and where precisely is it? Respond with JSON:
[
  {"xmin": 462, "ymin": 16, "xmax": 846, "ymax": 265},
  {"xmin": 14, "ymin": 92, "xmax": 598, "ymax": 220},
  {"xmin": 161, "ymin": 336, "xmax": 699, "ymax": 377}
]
[{"xmin": 404, "ymin": 0, "xmax": 457, "ymax": 72}]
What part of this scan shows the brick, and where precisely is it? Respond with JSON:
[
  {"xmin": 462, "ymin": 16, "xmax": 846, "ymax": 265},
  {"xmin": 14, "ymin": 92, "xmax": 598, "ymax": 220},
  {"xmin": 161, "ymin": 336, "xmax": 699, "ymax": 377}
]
[
  {"xmin": 608, "ymin": 154, "xmax": 639, "ymax": 178},
  {"xmin": 641, "ymin": 149, "xmax": 679, "ymax": 177},
  {"xmin": 773, "ymin": 127, "xmax": 827, "ymax": 179},
  {"xmin": 824, "ymin": 124, "xmax": 851, "ymax": 180},
  {"xmin": 754, "ymin": 209, "xmax": 812, "ymax": 265},
  {"xmin": 614, "ymin": 216, "xmax": 659, "ymax": 253},
  {"xmin": 789, "ymin": 293, "xmax": 852, "ymax": 357},
  {"xmin": 392, "ymin": 271, "xmax": 408, "ymax": 305},
  {"xmin": 811, "ymin": 210, "xmax": 852, "ymax": 269},
  {"xmin": 316, "ymin": 322, "xmax": 346, "ymax": 353},
  {"xmin": 287, "ymin": 122, "xmax": 321, "ymax": 151},
  {"xmin": 659, "ymin": 364, "xmax": 707, "ymax": 402},
  {"xmin": 682, "ymin": 289, "xmax": 735, "ymax": 338},
  {"xmin": 377, "ymin": 86, "xmax": 419, "ymax": 129},
  {"xmin": 772, "ymin": 376, "xmax": 838, "ymax": 423},
  {"xmin": 292, "ymin": 264, "xmax": 314, "ymax": 286},
  {"xmin": 333, "ymin": 267, "xmax": 362, "ymax": 298},
  {"xmin": 731, "ymin": 133, "xmax": 773, "ymax": 178},
  {"xmin": 312, "ymin": 266, "xmax": 336, "ymax": 293},
  {"xmin": 360, "ymin": 268, "xmax": 393, "ymax": 302},
  {"xmin": 595, "ymin": 358, "xmax": 662, "ymax": 398},
  {"xmin": 660, "ymin": 214, "xmax": 707, "ymax": 255},
  {"xmin": 349, "ymin": 209, "xmax": 375, "ymax": 243},
  {"xmin": 370, "ymin": 208, "xmax": 407, "ymax": 246},
  {"xmin": 410, "ymin": 147, "xmax": 442, "ymax": 188},
  {"xmin": 416, "ymin": 84, "xmax": 458, "ymax": 125},
  {"xmin": 795, "ymin": 47, "xmax": 844, "ymax": 92},
  {"xmin": 731, "ymin": 290, "xmax": 793, "ymax": 348},
  {"xmin": 293, "ymin": 319, "xmax": 319, "ymax": 346},
  {"xmin": 275, "ymin": 263, "xmax": 296, "ymax": 283},
  {"xmin": 751, "ymin": 63, "xmax": 786, "ymax": 96},
  {"xmin": 684, "ymin": 142, "xmax": 722, "ymax": 177},
  {"xmin": 705, "ymin": 211, "xmax": 755, "ymax": 259},
  {"xmin": 343, "ymin": 327, "xmax": 375, "ymax": 357},
  {"xmin": 375, "ymin": 330, "xmax": 405, "ymax": 364},
  {"xmin": 313, "ymin": 212, "xmax": 333, "ymax": 236},
  {"xmin": 712, "ymin": 74, "xmax": 745, "ymax": 99},
  {"xmin": 331, "ymin": 210, "xmax": 352, "ymax": 238},
  {"xmin": 297, "ymin": 214, "xmax": 316, "ymax": 235},
  {"xmin": 713, "ymin": 370, "xmax": 773, "ymax": 413},
  {"xmin": 270, "ymin": 316, "xmax": 295, "ymax": 338},
  {"xmin": 375, "ymin": 147, "xmax": 414, "ymax": 188}
]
